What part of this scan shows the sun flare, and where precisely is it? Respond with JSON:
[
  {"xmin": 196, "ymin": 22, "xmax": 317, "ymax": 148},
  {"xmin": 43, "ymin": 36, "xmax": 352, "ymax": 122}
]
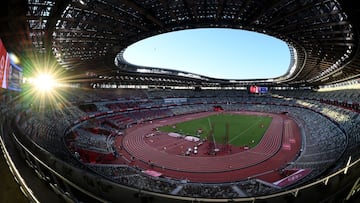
[{"xmin": 32, "ymin": 73, "xmax": 57, "ymax": 92}]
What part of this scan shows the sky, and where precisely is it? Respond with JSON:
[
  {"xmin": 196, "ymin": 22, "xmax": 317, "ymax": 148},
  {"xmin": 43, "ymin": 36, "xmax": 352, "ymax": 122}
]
[{"xmin": 123, "ymin": 28, "xmax": 290, "ymax": 80}]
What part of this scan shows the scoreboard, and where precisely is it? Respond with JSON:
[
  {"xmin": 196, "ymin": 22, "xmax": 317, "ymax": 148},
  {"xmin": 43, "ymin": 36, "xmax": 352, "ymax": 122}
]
[
  {"xmin": 249, "ymin": 85, "xmax": 268, "ymax": 94},
  {"xmin": 8, "ymin": 61, "xmax": 23, "ymax": 91}
]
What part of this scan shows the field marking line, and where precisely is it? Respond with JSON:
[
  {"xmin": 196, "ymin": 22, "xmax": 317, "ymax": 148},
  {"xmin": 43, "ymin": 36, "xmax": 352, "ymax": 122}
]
[
  {"xmin": 159, "ymin": 139, "xmax": 191, "ymax": 151},
  {"xmin": 207, "ymin": 117, "xmax": 212, "ymax": 130},
  {"xmin": 228, "ymin": 116, "xmax": 264, "ymax": 143}
]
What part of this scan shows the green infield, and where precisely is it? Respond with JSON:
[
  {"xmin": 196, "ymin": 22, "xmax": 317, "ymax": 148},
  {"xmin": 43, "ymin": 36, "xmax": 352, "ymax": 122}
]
[{"xmin": 159, "ymin": 113, "xmax": 272, "ymax": 147}]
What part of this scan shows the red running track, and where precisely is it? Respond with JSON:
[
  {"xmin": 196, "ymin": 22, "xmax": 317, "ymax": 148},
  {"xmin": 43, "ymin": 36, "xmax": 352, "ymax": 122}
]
[{"xmin": 117, "ymin": 111, "xmax": 301, "ymax": 183}]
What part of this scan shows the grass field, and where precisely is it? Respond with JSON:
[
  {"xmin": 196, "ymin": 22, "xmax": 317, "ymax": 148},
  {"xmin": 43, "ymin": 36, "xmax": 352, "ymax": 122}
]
[{"xmin": 159, "ymin": 113, "xmax": 272, "ymax": 147}]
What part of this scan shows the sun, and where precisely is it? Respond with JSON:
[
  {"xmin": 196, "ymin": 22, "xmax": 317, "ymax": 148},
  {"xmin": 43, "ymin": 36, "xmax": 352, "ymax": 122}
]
[
  {"xmin": 32, "ymin": 73, "xmax": 57, "ymax": 92},
  {"xmin": 22, "ymin": 71, "xmax": 68, "ymax": 111}
]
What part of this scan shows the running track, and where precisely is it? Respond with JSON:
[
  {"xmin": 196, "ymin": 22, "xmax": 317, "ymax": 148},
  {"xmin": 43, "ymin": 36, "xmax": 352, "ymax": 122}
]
[{"xmin": 118, "ymin": 111, "xmax": 301, "ymax": 183}]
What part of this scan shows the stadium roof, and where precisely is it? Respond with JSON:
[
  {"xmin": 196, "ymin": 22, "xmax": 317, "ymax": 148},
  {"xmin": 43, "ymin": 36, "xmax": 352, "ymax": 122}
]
[{"xmin": 1, "ymin": 0, "xmax": 360, "ymax": 87}]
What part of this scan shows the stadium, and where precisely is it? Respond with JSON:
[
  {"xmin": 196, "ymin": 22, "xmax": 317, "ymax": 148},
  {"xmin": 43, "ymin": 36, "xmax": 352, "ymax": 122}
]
[{"xmin": 1, "ymin": 0, "xmax": 360, "ymax": 203}]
